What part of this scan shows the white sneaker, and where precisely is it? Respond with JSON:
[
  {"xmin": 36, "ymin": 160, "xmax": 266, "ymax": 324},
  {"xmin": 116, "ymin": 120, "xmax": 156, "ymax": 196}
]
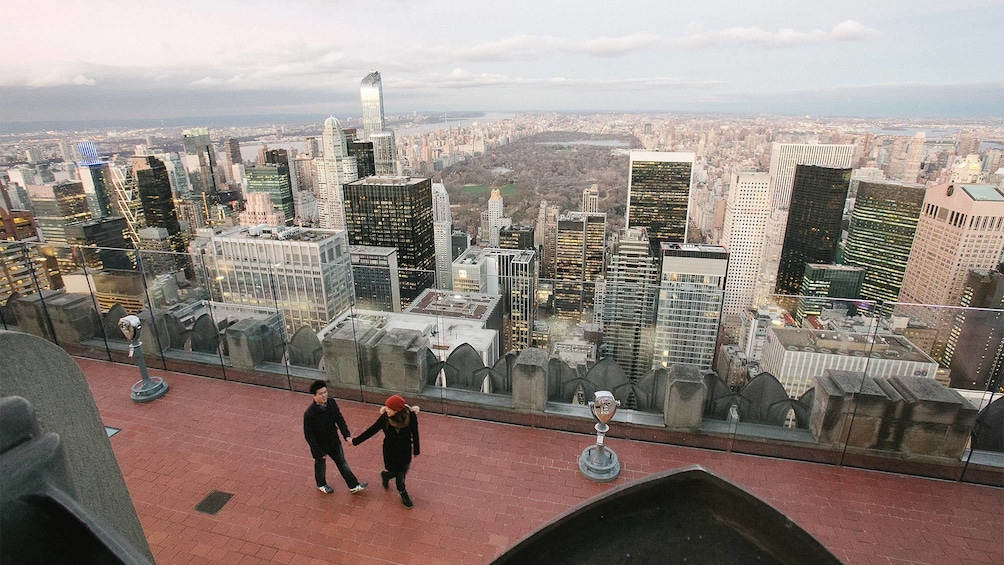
[
  {"xmin": 318, "ymin": 485, "xmax": 334, "ymax": 494},
  {"xmin": 348, "ymin": 482, "xmax": 368, "ymax": 493}
]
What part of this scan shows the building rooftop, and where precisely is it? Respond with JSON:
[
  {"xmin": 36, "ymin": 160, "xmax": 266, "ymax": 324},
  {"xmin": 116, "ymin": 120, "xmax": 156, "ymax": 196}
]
[
  {"xmin": 769, "ymin": 327, "xmax": 937, "ymax": 363},
  {"xmin": 349, "ymin": 176, "xmax": 427, "ymax": 187},
  {"xmin": 404, "ymin": 288, "xmax": 499, "ymax": 322},
  {"xmin": 78, "ymin": 357, "xmax": 1002, "ymax": 565},
  {"xmin": 217, "ymin": 225, "xmax": 341, "ymax": 242},
  {"xmin": 958, "ymin": 184, "xmax": 1004, "ymax": 201}
]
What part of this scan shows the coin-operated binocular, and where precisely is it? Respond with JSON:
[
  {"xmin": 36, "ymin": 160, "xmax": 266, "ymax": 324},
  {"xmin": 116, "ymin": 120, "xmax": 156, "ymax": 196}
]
[
  {"xmin": 578, "ymin": 390, "xmax": 621, "ymax": 482},
  {"xmin": 118, "ymin": 315, "xmax": 168, "ymax": 402}
]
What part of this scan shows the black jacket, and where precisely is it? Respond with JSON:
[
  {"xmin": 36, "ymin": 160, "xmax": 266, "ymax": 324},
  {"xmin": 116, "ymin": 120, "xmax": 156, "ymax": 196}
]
[
  {"xmin": 303, "ymin": 399, "xmax": 351, "ymax": 459},
  {"xmin": 353, "ymin": 407, "xmax": 420, "ymax": 472}
]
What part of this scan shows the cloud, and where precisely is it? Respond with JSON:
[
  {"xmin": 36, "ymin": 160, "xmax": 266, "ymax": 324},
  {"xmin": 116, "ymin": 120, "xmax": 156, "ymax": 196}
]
[
  {"xmin": 677, "ymin": 20, "xmax": 880, "ymax": 48},
  {"xmin": 0, "ymin": 66, "xmax": 98, "ymax": 87},
  {"xmin": 573, "ymin": 34, "xmax": 662, "ymax": 57}
]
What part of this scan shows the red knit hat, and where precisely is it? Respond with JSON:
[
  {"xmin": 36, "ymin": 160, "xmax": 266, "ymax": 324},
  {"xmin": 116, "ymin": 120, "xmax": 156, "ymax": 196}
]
[{"xmin": 385, "ymin": 394, "xmax": 406, "ymax": 412}]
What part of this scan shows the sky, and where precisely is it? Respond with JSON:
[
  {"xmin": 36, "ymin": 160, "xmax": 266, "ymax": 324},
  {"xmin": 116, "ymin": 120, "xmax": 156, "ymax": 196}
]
[{"xmin": 2, "ymin": 0, "xmax": 1003, "ymax": 125}]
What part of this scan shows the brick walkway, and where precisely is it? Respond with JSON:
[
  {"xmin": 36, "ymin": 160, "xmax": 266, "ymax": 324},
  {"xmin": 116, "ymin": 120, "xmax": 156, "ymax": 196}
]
[{"xmin": 78, "ymin": 358, "xmax": 1003, "ymax": 565}]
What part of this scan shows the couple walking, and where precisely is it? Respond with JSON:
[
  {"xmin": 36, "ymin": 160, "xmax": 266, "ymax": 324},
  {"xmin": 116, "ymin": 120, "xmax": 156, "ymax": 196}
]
[{"xmin": 302, "ymin": 380, "xmax": 420, "ymax": 508}]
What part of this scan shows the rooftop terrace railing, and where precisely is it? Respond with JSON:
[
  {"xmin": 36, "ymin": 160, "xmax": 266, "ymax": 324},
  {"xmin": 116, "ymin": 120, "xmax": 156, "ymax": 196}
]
[{"xmin": 2, "ymin": 240, "xmax": 1001, "ymax": 487}]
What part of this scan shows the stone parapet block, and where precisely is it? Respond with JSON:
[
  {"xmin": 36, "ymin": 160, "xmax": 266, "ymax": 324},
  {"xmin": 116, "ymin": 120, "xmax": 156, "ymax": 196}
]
[
  {"xmin": 664, "ymin": 364, "xmax": 706, "ymax": 431},
  {"xmin": 512, "ymin": 348, "xmax": 549, "ymax": 412}
]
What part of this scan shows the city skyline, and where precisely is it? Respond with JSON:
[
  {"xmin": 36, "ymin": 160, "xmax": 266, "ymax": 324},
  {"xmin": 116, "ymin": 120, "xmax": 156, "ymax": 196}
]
[{"xmin": 3, "ymin": 0, "xmax": 1003, "ymax": 125}]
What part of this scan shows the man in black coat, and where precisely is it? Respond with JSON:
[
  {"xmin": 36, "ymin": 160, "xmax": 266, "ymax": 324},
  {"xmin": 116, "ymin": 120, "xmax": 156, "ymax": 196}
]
[{"xmin": 303, "ymin": 380, "xmax": 367, "ymax": 494}]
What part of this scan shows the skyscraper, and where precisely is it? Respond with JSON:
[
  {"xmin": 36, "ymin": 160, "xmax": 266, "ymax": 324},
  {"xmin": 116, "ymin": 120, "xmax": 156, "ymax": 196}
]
[
  {"xmin": 761, "ymin": 143, "xmax": 855, "ymax": 298},
  {"xmin": 432, "ymin": 180, "xmax": 453, "ymax": 290},
  {"xmin": 195, "ymin": 225, "xmax": 354, "ymax": 332},
  {"xmin": 360, "ymin": 70, "xmax": 386, "ymax": 140},
  {"xmin": 317, "ymin": 117, "xmax": 359, "ymax": 230},
  {"xmin": 481, "ymin": 188, "xmax": 511, "ymax": 247},
  {"xmin": 944, "ymin": 269, "xmax": 1003, "ymax": 391},
  {"xmin": 841, "ymin": 180, "xmax": 927, "ymax": 304},
  {"xmin": 498, "ymin": 225, "xmax": 535, "ymax": 250},
  {"xmin": 343, "ymin": 176, "xmax": 435, "ymax": 307},
  {"xmin": 899, "ymin": 184, "xmax": 1004, "ymax": 307},
  {"xmin": 181, "ymin": 128, "xmax": 222, "ymax": 205},
  {"xmin": 582, "ymin": 184, "xmax": 599, "ymax": 213},
  {"xmin": 350, "ymin": 245, "xmax": 401, "ymax": 313},
  {"xmin": 244, "ymin": 158, "xmax": 294, "ymax": 226},
  {"xmin": 132, "ymin": 155, "xmax": 187, "ymax": 271},
  {"xmin": 627, "ymin": 151, "xmax": 694, "ymax": 250},
  {"xmin": 721, "ymin": 171, "xmax": 771, "ymax": 336},
  {"xmin": 64, "ymin": 217, "xmax": 134, "ymax": 271},
  {"xmin": 653, "ymin": 243, "xmax": 728, "ymax": 371},
  {"xmin": 775, "ymin": 165, "xmax": 851, "ymax": 296},
  {"xmin": 77, "ymin": 162, "xmax": 114, "ymax": 218},
  {"xmin": 451, "ymin": 247, "xmax": 536, "ymax": 352},
  {"xmin": 553, "ymin": 212, "xmax": 606, "ymax": 320},
  {"xmin": 768, "ymin": 143, "xmax": 856, "ymax": 214},
  {"xmin": 370, "ymin": 131, "xmax": 397, "ymax": 176},
  {"xmin": 602, "ymin": 228, "xmax": 660, "ymax": 380},
  {"xmin": 26, "ymin": 182, "xmax": 91, "ymax": 247}
]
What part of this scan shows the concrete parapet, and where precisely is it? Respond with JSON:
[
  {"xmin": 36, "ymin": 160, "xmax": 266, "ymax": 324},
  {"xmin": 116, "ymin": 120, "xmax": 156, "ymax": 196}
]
[
  {"xmin": 810, "ymin": 370, "xmax": 978, "ymax": 459},
  {"xmin": 373, "ymin": 328, "xmax": 428, "ymax": 393},
  {"xmin": 226, "ymin": 317, "xmax": 284, "ymax": 370},
  {"xmin": 322, "ymin": 324, "xmax": 427, "ymax": 393},
  {"xmin": 664, "ymin": 364, "xmax": 707, "ymax": 430},
  {"xmin": 42, "ymin": 292, "xmax": 100, "ymax": 345},
  {"xmin": 136, "ymin": 308, "xmax": 173, "ymax": 357},
  {"xmin": 10, "ymin": 290, "xmax": 63, "ymax": 342},
  {"xmin": 512, "ymin": 348, "xmax": 549, "ymax": 412}
]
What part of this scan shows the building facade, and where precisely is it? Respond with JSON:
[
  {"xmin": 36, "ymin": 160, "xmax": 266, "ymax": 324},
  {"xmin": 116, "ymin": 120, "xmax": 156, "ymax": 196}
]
[
  {"xmin": 775, "ymin": 165, "xmax": 852, "ymax": 296},
  {"xmin": 602, "ymin": 228, "xmax": 660, "ymax": 380},
  {"xmin": 627, "ymin": 151, "xmax": 694, "ymax": 250},
  {"xmin": 653, "ymin": 243, "xmax": 728, "ymax": 371},
  {"xmin": 841, "ymin": 180, "xmax": 927, "ymax": 304},
  {"xmin": 343, "ymin": 176, "xmax": 435, "ymax": 308}
]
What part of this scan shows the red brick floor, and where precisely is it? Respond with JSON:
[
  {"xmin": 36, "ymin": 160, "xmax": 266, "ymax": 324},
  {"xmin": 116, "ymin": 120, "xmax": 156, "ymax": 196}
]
[{"xmin": 78, "ymin": 358, "xmax": 1003, "ymax": 565}]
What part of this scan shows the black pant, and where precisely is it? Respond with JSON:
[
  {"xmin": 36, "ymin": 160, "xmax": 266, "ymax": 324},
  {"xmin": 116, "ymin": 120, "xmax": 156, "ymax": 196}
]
[
  {"xmin": 389, "ymin": 462, "xmax": 410, "ymax": 492},
  {"xmin": 314, "ymin": 443, "xmax": 359, "ymax": 488}
]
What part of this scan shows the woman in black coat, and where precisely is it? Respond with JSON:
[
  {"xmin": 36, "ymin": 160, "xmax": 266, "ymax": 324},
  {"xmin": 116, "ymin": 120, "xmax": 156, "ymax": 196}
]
[{"xmin": 352, "ymin": 394, "xmax": 420, "ymax": 508}]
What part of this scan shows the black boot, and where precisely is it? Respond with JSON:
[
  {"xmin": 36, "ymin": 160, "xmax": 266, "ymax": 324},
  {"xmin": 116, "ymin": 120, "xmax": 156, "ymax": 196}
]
[
  {"xmin": 380, "ymin": 470, "xmax": 393, "ymax": 490},
  {"xmin": 399, "ymin": 490, "xmax": 413, "ymax": 508}
]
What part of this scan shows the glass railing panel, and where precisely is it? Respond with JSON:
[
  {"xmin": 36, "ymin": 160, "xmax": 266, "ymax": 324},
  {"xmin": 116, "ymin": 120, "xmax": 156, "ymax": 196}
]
[
  {"xmin": 143, "ymin": 243, "xmax": 231, "ymax": 375},
  {"xmin": 17, "ymin": 236, "xmax": 1001, "ymax": 485},
  {"xmin": 719, "ymin": 293, "xmax": 882, "ymax": 465},
  {"xmin": 842, "ymin": 301, "xmax": 1003, "ymax": 485},
  {"xmin": 1, "ymin": 240, "xmax": 57, "ymax": 334}
]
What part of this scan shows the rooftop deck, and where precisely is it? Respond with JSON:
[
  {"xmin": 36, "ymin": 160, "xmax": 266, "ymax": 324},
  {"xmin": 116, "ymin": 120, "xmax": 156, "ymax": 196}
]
[{"xmin": 80, "ymin": 357, "xmax": 1002, "ymax": 565}]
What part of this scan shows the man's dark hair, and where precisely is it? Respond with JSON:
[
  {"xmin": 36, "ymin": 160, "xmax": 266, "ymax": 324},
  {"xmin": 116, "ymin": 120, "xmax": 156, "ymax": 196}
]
[{"xmin": 309, "ymin": 380, "xmax": 327, "ymax": 395}]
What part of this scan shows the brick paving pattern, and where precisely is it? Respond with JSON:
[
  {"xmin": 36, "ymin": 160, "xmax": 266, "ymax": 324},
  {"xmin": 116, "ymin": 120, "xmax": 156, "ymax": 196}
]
[{"xmin": 78, "ymin": 358, "xmax": 1003, "ymax": 565}]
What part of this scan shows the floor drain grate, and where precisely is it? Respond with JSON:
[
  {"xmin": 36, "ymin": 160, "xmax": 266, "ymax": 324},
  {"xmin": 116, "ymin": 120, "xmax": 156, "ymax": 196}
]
[{"xmin": 194, "ymin": 491, "xmax": 234, "ymax": 515}]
